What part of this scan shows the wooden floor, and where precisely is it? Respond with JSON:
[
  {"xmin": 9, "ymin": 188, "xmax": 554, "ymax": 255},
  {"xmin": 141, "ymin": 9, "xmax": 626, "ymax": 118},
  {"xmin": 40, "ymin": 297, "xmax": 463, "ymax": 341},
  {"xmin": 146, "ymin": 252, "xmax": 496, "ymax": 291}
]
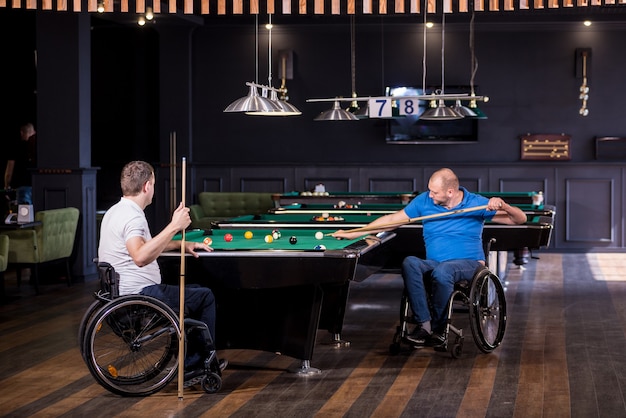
[{"xmin": 1, "ymin": 253, "xmax": 626, "ymax": 417}]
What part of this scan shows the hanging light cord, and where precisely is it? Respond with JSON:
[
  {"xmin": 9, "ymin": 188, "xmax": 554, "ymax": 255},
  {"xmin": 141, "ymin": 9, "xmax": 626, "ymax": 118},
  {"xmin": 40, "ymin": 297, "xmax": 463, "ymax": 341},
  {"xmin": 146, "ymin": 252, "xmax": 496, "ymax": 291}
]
[
  {"xmin": 422, "ymin": 0, "xmax": 427, "ymax": 94},
  {"xmin": 267, "ymin": 13, "xmax": 273, "ymax": 88},
  {"xmin": 255, "ymin": 14, "xmax": 259, "ymax": 84},
  {"xmin": 469, "ymin": 8, "xmax": 478, "ymax": 97},
  {"xmin": 351, "ymin": 15, "xmax": 356, "ymax": 97},
  {"xmin": 440, "ymin": 6, "xmax": 446, "ymax": 95}
]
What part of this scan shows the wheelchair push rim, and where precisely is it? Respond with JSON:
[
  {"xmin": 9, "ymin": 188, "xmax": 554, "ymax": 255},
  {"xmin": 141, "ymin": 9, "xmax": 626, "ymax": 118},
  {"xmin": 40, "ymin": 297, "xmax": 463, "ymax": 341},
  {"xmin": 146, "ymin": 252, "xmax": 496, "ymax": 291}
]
[
  {"xmin": 468, "ymin": 268, "xmax": 507, "ymax": 353},
  {"xmin": 83, "ymin": 295, "xmax": 181, "ymax": 397}
]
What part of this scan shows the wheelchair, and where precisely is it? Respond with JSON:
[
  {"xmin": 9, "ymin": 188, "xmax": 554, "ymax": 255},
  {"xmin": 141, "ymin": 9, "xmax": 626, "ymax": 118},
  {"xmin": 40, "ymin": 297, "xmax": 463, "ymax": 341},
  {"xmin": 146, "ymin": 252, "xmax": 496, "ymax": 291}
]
[
  {"xmin": 389, "ymin": 240, "xmax": 507, "ymax": 358},
  {"xmin": 78, "ymin": 261, "xmax": 223, "ymax": 396}
]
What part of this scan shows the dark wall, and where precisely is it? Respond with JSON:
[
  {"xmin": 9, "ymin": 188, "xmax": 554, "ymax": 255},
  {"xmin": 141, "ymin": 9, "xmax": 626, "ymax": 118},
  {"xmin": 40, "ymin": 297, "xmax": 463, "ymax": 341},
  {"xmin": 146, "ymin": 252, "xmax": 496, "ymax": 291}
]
[
  {"xmin": 0, "ymin": 10, "xmax": 37, "ymax": 155},
  {"xmin": 186, "ymin": 18, "xmax": 624, "ymax": 165}
]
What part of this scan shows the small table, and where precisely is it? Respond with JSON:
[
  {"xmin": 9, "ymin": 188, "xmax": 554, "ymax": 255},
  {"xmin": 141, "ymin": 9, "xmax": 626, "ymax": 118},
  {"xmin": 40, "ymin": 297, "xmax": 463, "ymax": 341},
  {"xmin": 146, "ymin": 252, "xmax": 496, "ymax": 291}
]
[{"xmin": 0, "ymin": 221, "xmax": 41, "ymax": 230}]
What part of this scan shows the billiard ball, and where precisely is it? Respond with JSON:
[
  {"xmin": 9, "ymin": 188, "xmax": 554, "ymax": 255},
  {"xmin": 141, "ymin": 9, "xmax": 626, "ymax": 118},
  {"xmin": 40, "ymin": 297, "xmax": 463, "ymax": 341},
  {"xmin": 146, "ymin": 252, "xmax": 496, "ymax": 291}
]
[
  {"xmin": 289, "ymin": 236, "xmax": 297, "ymax": 245},
  {"xmin": 264, "ymin": 234, "xmax": 274, "ymax": 243},
  {"xmin": 203, "ymin": 237, "xmax": 213, "ymax": 246},
  {"xmin": 315, "ymin": 231, "xmax": 324, "ymax": 240},
  {"xmin": 224, "ymin": 233, "xmax": 233, "ymax": 242},
  {"xmin": 244, "ymin": 230, "xmax": 253, "ymax": 239},
  {"xmin": 272, "ymin": 229, "xmax": 282, "ymax": 239},
  {"xmin": 314, "ymin": 244, "xmax": 326, "ymax": 250}
]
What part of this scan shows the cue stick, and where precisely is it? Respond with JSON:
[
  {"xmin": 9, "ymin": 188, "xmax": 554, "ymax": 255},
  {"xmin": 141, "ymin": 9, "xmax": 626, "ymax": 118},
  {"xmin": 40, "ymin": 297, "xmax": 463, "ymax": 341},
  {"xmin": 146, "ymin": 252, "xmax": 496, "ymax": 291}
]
[
  {"xmin": 177, "ymin": 156, "xmax": 186, "ymax": 400},
  {"xmin": 326, "ymin": 204, "xmax": 489, "ymax": 236}
]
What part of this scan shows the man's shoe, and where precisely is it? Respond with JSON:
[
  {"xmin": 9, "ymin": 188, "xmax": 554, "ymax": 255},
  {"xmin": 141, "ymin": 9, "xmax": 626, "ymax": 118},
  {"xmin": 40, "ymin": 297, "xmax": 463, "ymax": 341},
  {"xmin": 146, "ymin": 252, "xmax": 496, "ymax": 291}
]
[
  {"xmin": 218, "ymin": 358, "xmax": 228, "ymax": 372},
  {"xmin": 405, "ymin": 327, "xmax": 431, "ymax": 345},
  {"xmin": 426, "ymin": 332, "xmax": 446, "ymax": 348}
]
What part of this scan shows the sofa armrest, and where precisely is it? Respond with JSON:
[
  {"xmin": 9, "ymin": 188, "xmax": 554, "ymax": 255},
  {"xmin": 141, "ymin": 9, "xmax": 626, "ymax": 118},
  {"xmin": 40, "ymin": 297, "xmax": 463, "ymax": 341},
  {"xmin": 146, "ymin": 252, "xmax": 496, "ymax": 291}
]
[
  {"xmin": 0, "ymin": 234, "xmax": 8, "ymax": 272},
  {"xmin": 2, "ymin": 229, "xmax": 39, "ymax": 264},
  {"xmin": 189, "ymin": 204, "xmax": 205, "ymax": 225}
]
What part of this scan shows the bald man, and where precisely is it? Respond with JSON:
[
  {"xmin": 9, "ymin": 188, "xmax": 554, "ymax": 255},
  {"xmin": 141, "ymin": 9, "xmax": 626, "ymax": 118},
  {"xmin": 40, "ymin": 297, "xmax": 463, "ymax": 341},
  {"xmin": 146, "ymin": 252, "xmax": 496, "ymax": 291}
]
[{"xmin": 333, "ymin": 168, "xmax": 526, "ymax": 346}]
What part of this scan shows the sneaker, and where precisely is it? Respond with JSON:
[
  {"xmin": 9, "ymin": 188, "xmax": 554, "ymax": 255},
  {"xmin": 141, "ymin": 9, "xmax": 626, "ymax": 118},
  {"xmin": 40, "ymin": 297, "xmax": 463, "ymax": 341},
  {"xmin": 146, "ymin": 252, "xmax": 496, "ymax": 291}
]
[
  {"xmin": 426, "ymin": 332, "xmax": 446, "ymax": 348},
  {"xmin": 405, "ymin": 327, "xmax": 431, "ymax": 345}
]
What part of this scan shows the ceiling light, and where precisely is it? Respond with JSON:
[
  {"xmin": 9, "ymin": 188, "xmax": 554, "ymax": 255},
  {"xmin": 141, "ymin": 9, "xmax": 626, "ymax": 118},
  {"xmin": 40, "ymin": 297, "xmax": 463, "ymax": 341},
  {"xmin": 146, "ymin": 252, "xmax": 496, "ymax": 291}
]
[
  {"xmin": 247, "ymin": 88, "xmax": 301, "ymax": 116},
  {"xmin": 315, "ymin": 100, "xmax": 359, "ymax": 121},
  {"xmin": 465, "ymin": 8, "xmax": 488, "ymax": 119},
  {"xmin": 137, "ymin": 16, "xmax": 146, "ymax": 26},
  {"xmin": 583, "ymin": 20, "xmax": 592, "ymax": 27},
  {"xmin": 224, "ymin": 83, "xmax": 281, "ymax": 113},
  {"xmin": 451, "ymin": 99, "xmax": 477, "ymax": 117},
  {"xmin": 420, "ymin": 4, "xmax": 462, "ymax": 120},
  {"xmin": 226, "ymin": 15, "xmax": 300, "ymax": 117},
  {"xmin": 421, "ymin": 98, "xmax": 463, "ymax": 120},
  {"xmin": 146, "ymin": 7, "xmax": 154, "ymax": 20},
  {"xmin": 97, "ymin": 0, "xmax": 104, "ymax": 13}
]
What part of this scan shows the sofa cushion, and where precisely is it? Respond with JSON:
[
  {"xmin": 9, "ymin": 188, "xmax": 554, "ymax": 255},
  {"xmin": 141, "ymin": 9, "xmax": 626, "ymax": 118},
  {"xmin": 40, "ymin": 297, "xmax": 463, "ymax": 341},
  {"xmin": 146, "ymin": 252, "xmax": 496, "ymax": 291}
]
[{"xmin": 190, "ymin": 192, "xmax": 275, "ymax": 229}]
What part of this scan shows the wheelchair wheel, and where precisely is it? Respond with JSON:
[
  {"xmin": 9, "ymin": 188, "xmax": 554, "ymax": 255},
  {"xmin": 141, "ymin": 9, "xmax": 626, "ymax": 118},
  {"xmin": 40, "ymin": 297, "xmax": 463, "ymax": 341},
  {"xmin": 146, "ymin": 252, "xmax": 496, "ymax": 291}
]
[
  {"xmin": 468, "ymin": 268, "xmax": 507, "ymax": 353},
  {"xmin": 201, "ymin": 372, "xmax": 222, "ymax": 393},
  {"xmin": 78, "ymin": 299, "xmax": 105, "ymax": 359},
  {"xmin": 83, "ymin": 295, "xmax": 181, "ymax": 396}
]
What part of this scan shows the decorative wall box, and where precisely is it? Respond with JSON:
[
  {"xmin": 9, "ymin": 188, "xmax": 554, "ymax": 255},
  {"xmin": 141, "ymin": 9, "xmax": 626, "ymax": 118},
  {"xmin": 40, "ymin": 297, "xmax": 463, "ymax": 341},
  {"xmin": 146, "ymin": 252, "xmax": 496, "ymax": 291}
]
[
  {"xmin": 520, "ymin": 134, "xmax": 571, "ymax": 161},
  {"xmin": 595, "ymin": 137, "xmax": 626, "ymax": 160}
]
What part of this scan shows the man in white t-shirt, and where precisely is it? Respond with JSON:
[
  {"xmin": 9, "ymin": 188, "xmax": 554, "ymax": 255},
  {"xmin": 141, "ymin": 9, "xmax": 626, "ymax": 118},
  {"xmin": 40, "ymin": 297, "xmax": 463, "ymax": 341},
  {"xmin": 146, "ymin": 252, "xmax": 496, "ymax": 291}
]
[{"xmin": 98, "ymin": 160, "xmax": 225, "ymax": 372}]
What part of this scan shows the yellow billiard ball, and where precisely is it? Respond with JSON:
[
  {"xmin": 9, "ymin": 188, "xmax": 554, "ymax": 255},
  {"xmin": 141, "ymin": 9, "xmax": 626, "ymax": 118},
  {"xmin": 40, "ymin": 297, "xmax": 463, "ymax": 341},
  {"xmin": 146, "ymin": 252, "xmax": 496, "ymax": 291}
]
[
  {"xmin": 203, "ymin": 237, "xmax": 213, "ymax": 246},
  {"xmin": 244, "ymin": 230, "xmax": 253, "ymax": 239},
  {"xmin": 264, "ymin": 234, "xmax": 274, "ymax": 243}
]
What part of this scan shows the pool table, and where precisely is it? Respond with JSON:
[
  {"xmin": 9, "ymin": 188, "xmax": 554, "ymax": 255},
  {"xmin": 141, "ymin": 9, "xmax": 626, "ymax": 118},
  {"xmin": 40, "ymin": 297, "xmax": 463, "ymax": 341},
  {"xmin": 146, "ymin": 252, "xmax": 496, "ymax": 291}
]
[
  {"xmin": 216, "ymin": 212, "xmax": 554, "ymax": 264},
  {"xmin": 159, "ymin": 228, "xmax": 395, "ymax": 374},
  {"xmin": 272, "ymin": 190, "xmax": 543, "ymax": 209},
  {"xmin": 272, "ymin": 191, "xmax": 417, "ymax": 207}
]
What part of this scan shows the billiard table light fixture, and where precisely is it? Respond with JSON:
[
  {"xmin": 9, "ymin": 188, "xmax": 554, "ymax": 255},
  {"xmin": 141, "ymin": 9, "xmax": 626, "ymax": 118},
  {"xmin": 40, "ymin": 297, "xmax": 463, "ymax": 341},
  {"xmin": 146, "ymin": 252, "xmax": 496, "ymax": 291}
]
[
  {"xmin": 314, "ymin": 100, "xmax": 359, "ymax": 121},
  {"xmin": 224, "ymin": 83, "xmax": 281, "ymax": 113}
]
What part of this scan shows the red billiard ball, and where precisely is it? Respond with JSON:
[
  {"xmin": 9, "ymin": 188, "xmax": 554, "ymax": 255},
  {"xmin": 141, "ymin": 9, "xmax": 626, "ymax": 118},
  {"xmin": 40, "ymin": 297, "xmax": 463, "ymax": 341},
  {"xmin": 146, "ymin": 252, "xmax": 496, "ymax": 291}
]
[
  {"xmin": 289, "ymin": 236, "xmax": 297, "ymax": 245},
  {"xmin": 224, "ymin": 233, "xmax": 233, "ymax": 242}
]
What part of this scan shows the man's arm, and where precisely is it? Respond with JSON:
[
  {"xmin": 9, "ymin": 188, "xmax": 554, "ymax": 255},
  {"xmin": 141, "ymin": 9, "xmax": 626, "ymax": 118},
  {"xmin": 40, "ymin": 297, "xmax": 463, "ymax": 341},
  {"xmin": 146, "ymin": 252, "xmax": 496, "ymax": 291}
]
[
  {"xmin": 332, "ymin": 209, "xmax": 410, "ymax": 240},
  {"xmin": 126, "ymin": 202, "xmax": 191, "ymax": 267},
  {"xmin": 487, "ymin": 198, "xmax": 527, "ymax": 225}
]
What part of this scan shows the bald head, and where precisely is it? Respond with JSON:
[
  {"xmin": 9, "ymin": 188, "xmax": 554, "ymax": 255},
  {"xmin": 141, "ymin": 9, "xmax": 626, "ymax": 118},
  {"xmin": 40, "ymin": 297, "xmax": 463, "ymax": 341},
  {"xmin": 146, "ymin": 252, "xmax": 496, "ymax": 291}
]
[{"xmin": 430, "ymin": 168, "xmax": 459, "ymax": 192}]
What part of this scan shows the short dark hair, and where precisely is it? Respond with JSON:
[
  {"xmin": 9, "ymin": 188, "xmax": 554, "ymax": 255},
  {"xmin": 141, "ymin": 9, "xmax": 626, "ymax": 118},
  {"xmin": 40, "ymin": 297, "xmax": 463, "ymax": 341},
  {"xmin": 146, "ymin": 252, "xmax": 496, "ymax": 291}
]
[{"xmin": 120, "ymin": 161, "xmax": 154, "ymax": 196}]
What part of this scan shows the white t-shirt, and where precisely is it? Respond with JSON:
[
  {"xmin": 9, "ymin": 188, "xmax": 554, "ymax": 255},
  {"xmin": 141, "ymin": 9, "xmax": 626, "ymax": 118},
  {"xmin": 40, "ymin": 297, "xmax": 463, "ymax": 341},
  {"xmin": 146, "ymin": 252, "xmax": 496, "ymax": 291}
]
[{"xmin": 98, "ymin": 197, "xmax": 161, "ymax": 295}]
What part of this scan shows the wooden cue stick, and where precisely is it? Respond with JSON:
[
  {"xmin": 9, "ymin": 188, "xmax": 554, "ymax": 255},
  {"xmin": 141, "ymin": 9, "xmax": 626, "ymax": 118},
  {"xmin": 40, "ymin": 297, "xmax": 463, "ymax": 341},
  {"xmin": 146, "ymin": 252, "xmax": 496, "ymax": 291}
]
[
  {"xmin": 177, "ymin": 156, "xmax": 186, "ymax": 400},
  {"xmin": 326, "ymin": 204, "xmax": 489, "ymax": 236}
]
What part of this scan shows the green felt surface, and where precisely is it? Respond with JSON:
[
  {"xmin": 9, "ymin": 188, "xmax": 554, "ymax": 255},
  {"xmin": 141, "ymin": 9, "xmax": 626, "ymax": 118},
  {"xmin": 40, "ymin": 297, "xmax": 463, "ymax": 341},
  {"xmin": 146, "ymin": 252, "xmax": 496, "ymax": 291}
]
[
  {"xmin": 175, "ymin": 228, "xmax": 363, "ymax": 251},
  {"xmin": 280, "ymin": 191, "xmax": 416, "ymax": 197}
]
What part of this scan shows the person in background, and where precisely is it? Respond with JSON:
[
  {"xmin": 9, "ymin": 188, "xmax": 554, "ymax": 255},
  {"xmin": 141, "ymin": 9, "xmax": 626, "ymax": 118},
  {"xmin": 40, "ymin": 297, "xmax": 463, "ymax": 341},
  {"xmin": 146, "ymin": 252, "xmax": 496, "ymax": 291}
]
[
  {"xmin": 98, "ymin": 160, "xmax": 226, "ymax": 373},
  {"xmin": 4, "ymin": 122, "xmax": 37, "ymax": 205},
  {"xmin": 332, "ymin": 168, "xmax": 527, "ymax": 346}
]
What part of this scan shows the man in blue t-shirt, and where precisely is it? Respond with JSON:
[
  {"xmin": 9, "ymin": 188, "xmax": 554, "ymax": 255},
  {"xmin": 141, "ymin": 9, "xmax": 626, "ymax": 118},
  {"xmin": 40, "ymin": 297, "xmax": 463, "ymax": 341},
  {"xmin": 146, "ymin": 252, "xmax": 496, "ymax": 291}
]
[{"xmin": 332, "ymin": 168, "xmax": 526, "ymax": 346}]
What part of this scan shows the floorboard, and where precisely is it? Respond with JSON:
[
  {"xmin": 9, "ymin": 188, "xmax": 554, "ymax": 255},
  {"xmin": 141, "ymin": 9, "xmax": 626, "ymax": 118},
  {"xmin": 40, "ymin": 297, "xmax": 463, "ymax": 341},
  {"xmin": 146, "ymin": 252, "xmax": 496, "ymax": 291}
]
[{"xmin": 1, "ymin": 253, "xmax": 626, "ymax": 417}]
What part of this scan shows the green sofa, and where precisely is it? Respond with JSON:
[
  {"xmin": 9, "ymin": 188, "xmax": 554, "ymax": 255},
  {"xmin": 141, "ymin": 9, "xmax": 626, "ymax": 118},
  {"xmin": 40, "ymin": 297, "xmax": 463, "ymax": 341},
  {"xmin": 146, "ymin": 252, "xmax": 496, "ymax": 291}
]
[
  {"xmin": 1, "ymin": 207, "xmax": 80, "ymax": 293},
  {"xmin": 189, "ymin": 192, "xmax": 275, "ymax": 229}
]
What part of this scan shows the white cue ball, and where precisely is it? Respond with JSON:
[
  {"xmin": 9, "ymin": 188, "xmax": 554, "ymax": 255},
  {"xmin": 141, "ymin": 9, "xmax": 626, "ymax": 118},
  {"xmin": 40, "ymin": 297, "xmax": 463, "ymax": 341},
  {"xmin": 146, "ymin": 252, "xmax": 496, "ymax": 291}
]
[{"xmin": 315, "ymin": 231, "xmax": 324, "ymax": 240}]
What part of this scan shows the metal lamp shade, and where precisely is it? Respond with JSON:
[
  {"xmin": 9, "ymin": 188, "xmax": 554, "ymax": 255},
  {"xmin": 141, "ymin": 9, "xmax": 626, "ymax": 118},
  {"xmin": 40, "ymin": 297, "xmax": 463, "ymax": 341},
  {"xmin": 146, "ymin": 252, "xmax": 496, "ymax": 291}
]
[
  {"xmin": 246, "ymin": 89, "xmax": 302, "ymax": 116},
  {"xmin": 420, "ymin": 100, "xmax": 464, "ymax": 121},
  {"xmin": 451, "ymin": 100, "xmax": 477, "ymax": 117},
  {"xmin": 224, "ymin": 85, "xmax": 281, "ymax": 113},
  {"xmin": 314, "ymin": 100, "xmax": 359, "ymax": 121}
]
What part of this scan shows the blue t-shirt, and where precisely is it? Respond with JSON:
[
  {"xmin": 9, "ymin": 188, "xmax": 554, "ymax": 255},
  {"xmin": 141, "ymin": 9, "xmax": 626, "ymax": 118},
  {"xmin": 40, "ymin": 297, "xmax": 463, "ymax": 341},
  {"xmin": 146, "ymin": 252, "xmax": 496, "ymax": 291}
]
[{"xmin": 403, "ymin": 186, "xmax": 496, "ymax": 262}]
